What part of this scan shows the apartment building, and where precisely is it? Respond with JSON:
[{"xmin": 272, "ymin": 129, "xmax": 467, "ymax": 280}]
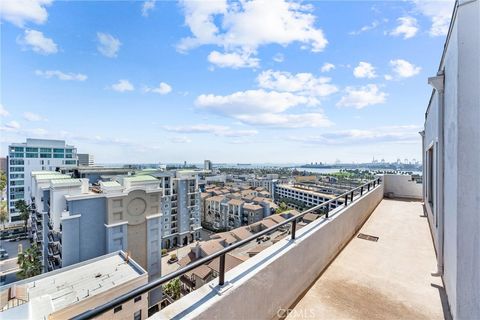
[
  {"xmin": 77, "ymin": 153, "xmax": 95, "ymax": 166},
  {"xmin": 422, "ymin": 1, "xmax": 479, "ymax": 318},
  {"xmin": 0, "ymin": 251, "xmax": 148, "ymax": 320},
  {"xmin": 6, "ymin": 138, "xmax": 78, "ymax": 221},
  {"xmin": 275, "ymin": 184, "xmax": 343, "ymax": 210}
]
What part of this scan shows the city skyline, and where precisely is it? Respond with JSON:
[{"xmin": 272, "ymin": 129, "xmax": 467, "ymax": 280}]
[{"xmin": 0, "ymin": 0, "xmax": 454, "ymax": 163}]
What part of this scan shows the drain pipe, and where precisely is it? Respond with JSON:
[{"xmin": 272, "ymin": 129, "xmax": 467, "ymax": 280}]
[{"xmin": 428, "ymin": 71, "xmax": 445, "ymax": 276}]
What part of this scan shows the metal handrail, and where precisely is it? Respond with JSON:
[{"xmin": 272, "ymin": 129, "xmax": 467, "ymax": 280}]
[{"xmin": 72, "ymin": 177, "xmax": 381, "ymax": 320}]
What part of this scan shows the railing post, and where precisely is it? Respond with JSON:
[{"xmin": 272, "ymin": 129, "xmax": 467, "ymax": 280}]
[
  {"xmin": 350, "ymin": 191, "xmax": 354, "ymax": 202},
  {"xmin": 291, "ymin": 219, "xmax": 297, "ymax": 240},
  {"xmin": 360, "ymin": 186, "xmax": 363, "ymax": 196},
  {"xmin": 367, "ymin": 183, "xmax": 370, "ymax": 191},
  {"xmin": 219, "ymin": 253, "xmax": 226, "ymax": 286},
  {"xmin": 324, "ymin": 204, "xmax": 329, "ymax": 219},
  {"xmin": 344, "ymin": 194, "xmax": 348, "ymax": 207}
]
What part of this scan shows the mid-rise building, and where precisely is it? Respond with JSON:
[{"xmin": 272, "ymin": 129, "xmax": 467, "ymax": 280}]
[
  {"xmin": 204, "ymin": 160, "xmax": 212, "ymax": 171},
  {"xmin": 77, "ymin": 153, "xmax": 95, "ymax": 166},
  {"xmin": 0, "ymin": 157, "xmax": 6, "ymax": 172},
  {"xmin": 0, "ymin": 251, "xmax": 148, "ymax": 320},
  {"xmin": 275, "ymin": 184, "xmax": 343, "ymax": 210},
  {"xmin": 6, "ymin": 138, "xmax": 78, "ymax": 222}
]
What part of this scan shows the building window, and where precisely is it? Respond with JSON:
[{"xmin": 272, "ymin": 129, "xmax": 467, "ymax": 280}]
[
  {"xmin": 134, "ymin": 296, "xmax": 142, "ymax": 303},
  {"xmin": 134, "ymin": 310, "xmax": 142, "ymax": 320},
  {"xmin": 114, "ymin": 305, "xmax": 122, "ymax": 313},
  {"xmin": 427, "ymin": 146, "xmax": 434, "ymax": 209}
]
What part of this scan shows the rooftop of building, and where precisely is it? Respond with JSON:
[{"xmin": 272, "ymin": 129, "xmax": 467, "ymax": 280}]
[
  {"xmin": 0, "ymin": 251, "xmax": 146, "ymax": 319},
  {"xmin": 122, "ymin": 175, "xmax": 159, "ymax": 182}
]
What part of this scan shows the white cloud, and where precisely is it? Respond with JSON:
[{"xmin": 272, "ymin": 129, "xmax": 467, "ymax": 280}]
[
  {"xmin": 97, "ymin": 32, "xmax": 121, "ymax": 58},
  {"xmin": 163, "ymin": 124, "xmax": 258, "ymax": 137},
  {"xmin": 389, "ymin": 16, "xmax": 418, "ymax": 39},
  {"xmin": 170, "ymin": 136, "xmax": 191, "ymax": 144},
  {"xmin": 273, "ymin": 53, "xmax": 284, "ymax": 63},
  {"xmin": 0, "ymin": 104, "xmax": 9, "ymax": 117},
  {"xmin": 320, "ymin": 63, "xmax": 335, "ymax": 73},
  {"xmin": 411, "ymin": 0, "xmax": 454, "ymax": 36},
  {"xmin": 3, "ymin": 121, "xmax": 20, "ymax": 130},
  {"xmin": 0, "ymin": 0, "xmax": 52, "ymax": 27},
  {"xmin": 142, "ymin": 0, "xmax": 156, "ymax": 17},
  {"xmin": 17, "ymin": 29, "xmax": 57, "ymax": 54},
  {"xmin": 353, "ymin": 62, "xmax": 377, "ymax": 78},
  {"xmin": 337, "ymin": 84, "xmax": 387, "ymax": 109},
  {"xmin": 35, "ymin": 70, "xmax": 87, "ymax": 81},
  {"xmin": 196, "ymin": 89, "xmax": 318, "ymax": 116},
  {"xmin": 144, "ymin": 82, "xmax": 172, "ymax": 95},
  {"xmin": 235, "ymin": 112, "xmax": 332, "ymax": 128},
  {"xmin": 178, "ymin": 0, "xmax": 327, "ymax": 68},
  {"xmin": 390, "ymin": 59, "xmax": 421, "ymax": 78},
  {"xmin": 384, "ymin": 74, "xmax": 393, "ymax": 81},
  {"xmin": 207, "ymin": 50, "xmax": 259, "ymax": 69},
  {"xmin": 110, "ymin": 79, "xmax": 134, "ymax": 92},
  {"xmin": 349, "ymin": 20, "xmax": 380, "ymax": 35},
  {"xmin": 23, "ymin": 112, "xmax": 47, "ymax": 122},
  {"xmin": 256, "ymin": 70, "xmax": 338, "ymax": 97},
  {"xmin": 289, "ymin": 125, "xmax": 421, "ymax": 145}
]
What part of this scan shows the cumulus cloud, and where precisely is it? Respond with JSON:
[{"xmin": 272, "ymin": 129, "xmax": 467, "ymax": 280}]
[
  {"xmin": 2, "ymin": 120, "xmax": 21, "ymax": 131},
  {"xmin": 320, "ymin": 63, "xmax": 335, "ymax": 73},
  {"xmin": 411, "ymin": 0, "xmax": 454, "ymax": 36},
  {"xmin": 142, "ymin": 0, "xmax": 156, "ymax": 17},
  {"xmin": 23, "ymin": 112, "xmax": 47, "ymax": 122},
  {"xmin": 389, "ymin": 16, "xmax": 418, "ymax": 39},
  {"xmin": 163, "ymin": 124, "xmax": 258, "ymax": 137},
  {"xmin": 390, "ymin": 59, "xmax": 421, "ymax": 78},
  {"xmin": 144, "ymin": 82, "xmax": 172, "ymax": 95},
  {"xmin": 0, "ymin": 104, "xmax": 9, "ymax": 117},
  {"xmin": 178, "ymin": 0, "xmax": 327, "ymax": 68},
  {"xmin": 337, "ymin": 84, "xmax": 387, "ymax": 109},
  {"xmin": 35, "ymin": 70, "xmax": 87, "ymax": 81},
  {"xmin": 17, "ymin": 29, "xmax": 57, "ymax": 54},
  {"xmin": 0, "ymin": 0, "xmax": 52, "ymax": 27},
  {"xmin": 353, "ymin": 62, "xmax": 377, "ymax": 79},
  {"xmin": 110, "ymin": 79, "xmax": 134, "ymax": 92},
  {"xmin": 97, "ymin": 32, "xmax": 121, "ymax": 58},
  {"xmin": 196, "ymin": 89, "xmax": 318, "ymax": 116},
  {"xmin": 208, "ymin": 50, "xmax": 259, "ymax": 69},
  {"xmin": 289, "ymin": 125, "xmax": 422, "ymax": 145},
  {"xmin": 257, "ymin": 70, "xmax": 338, "ymax": 97}
]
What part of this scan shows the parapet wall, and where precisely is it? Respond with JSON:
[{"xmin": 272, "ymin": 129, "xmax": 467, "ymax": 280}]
[
  {"xmin": 382, "ymin": 174, "xmax": 422, "ymax": 200},
  {"xmin": 156, "ymin": 184, "xmax": 384, "ymax": 320}
]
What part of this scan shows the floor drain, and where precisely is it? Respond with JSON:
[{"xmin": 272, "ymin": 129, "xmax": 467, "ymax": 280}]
[{"xmin": 357, "ymin": 233, "xmax": 379, "ymax": 242}]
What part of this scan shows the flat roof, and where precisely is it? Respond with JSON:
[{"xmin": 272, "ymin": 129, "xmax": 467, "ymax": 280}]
[
  {"xmin": 51, "ymin": 178, "xmax": 82, "ymax": 186},
  {"xmin": 0, "ymin": 251, "xmax": 145, "ymax": 319},
  {"xmin": 36, "ymin": 174, "xmax": 71, "ymax": 181},
  {"xmin": 123, "ymin": 175, "xmax": 158, "ymax": 182}
]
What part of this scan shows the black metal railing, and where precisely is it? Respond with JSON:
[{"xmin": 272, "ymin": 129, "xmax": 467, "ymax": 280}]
[{"xmin": 72, "ymin": 177, "xmax": 381, "ymax": 320}]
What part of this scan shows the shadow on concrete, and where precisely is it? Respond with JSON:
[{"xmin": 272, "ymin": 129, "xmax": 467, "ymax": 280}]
[{"xmin": 431, "ymin": 283, "xmax": 452, "ymax": 320}]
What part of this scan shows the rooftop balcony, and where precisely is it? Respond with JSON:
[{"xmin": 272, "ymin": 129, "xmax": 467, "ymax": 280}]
[{"xmin": 72, "ymin": 176, "xmax": 447, "ymax": 320}]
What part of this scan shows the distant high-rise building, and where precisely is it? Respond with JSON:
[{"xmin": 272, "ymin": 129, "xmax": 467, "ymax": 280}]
[
  {"xmin": 7, "ymin": 138, "xmax": 78, "ymax": 222},
  {"xmin": 204, "ymin": 160, "xmax": 212, "ymax": 171},
  {"xmin": 77, "ymin": 153, "xmax": 94, "ymax": 166},
  {"xmin": 0, "ymin": 157, "xmax": 6, "ymax": 172}
]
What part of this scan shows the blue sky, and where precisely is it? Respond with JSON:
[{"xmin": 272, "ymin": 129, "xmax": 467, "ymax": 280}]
[{"xmin": 0, "ymin": 0, "xmax": 454, "ymax": 164}]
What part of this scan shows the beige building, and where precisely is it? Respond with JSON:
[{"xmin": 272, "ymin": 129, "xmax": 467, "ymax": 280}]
[{"xmin": 0, "ymin": 251, "xmax": 148, "ymax": 320}]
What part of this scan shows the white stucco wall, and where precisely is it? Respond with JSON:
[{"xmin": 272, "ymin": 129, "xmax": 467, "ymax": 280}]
[
  {"xmin": 382, "ymin": 174, "xmax": 422, "ymax": 200},
  {"xmin": 155, "ymin": 184, "xmax": 384, "ymax": 320}
]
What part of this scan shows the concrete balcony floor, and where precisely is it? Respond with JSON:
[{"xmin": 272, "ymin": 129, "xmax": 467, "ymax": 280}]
[{"xmin": 287, "ymin": 199, "xmax": 450, "ymax": 320}]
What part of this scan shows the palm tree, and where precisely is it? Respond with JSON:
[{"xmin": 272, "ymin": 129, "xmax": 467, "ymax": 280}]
[
  {"xmin": 164, "ymin": 278, "xmax": 181, "ymax": 300},
  {"xmin": 17, "ymin": 245, "xmax": 42, "ymax": 279},
  {"xmin": 14, "ymin": 200, "xmax": 30, "ymax": 232}
]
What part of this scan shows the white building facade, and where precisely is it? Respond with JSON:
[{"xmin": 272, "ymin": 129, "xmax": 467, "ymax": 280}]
[
  {"xmin": 422, "ymin": 1, "xmax": 479, "ymax": 318},
  {"xmin": 7, "ymin": 139, "xmax": 78, "ymax": 222}
]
